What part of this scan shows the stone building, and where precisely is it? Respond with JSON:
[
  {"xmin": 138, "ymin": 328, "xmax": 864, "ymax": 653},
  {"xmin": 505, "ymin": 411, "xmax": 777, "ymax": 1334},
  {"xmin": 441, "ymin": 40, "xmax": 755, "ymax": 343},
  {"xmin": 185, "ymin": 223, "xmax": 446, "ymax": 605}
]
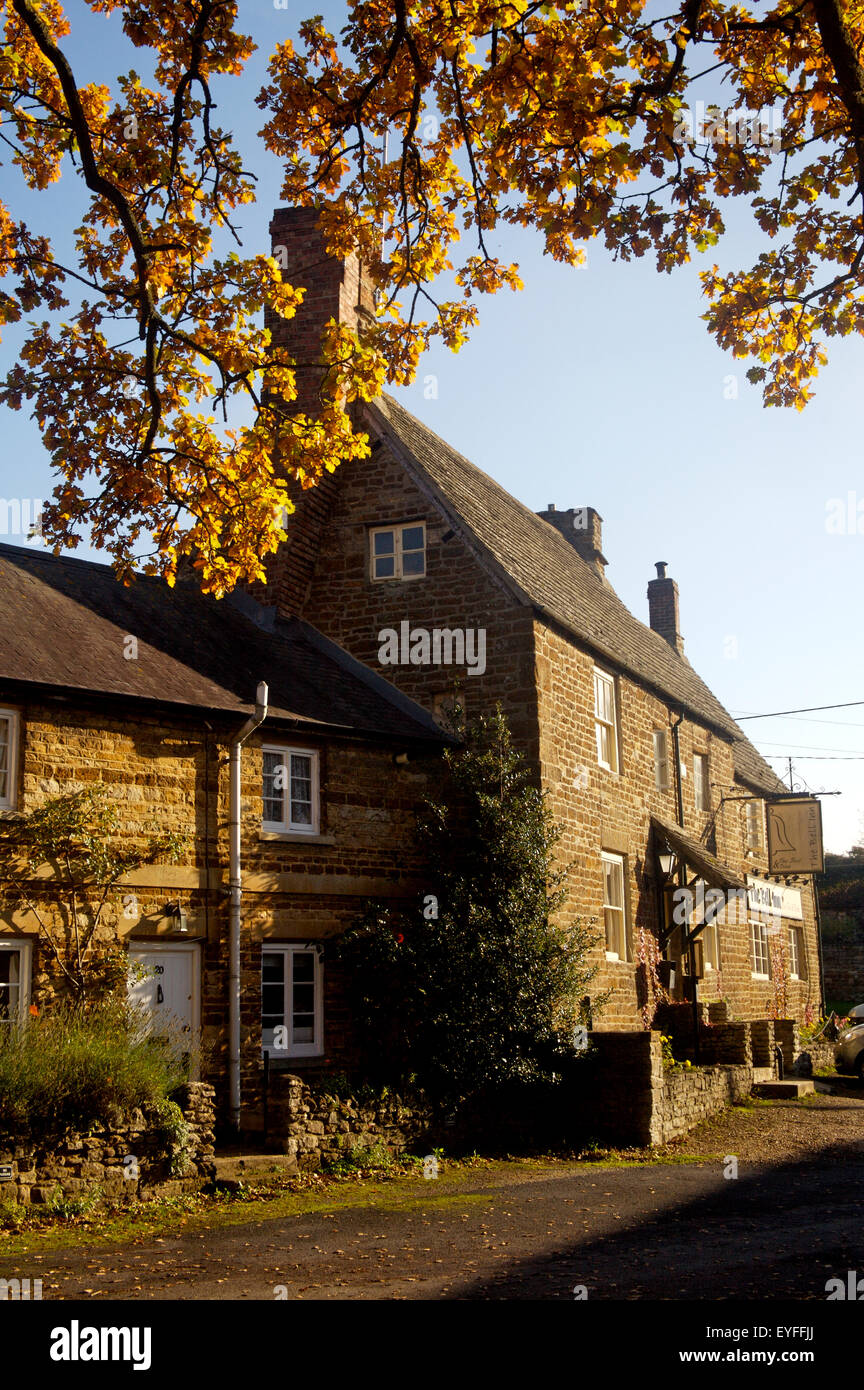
[
  {"xmin": 259, "ymin": 205, "xmax": 823, "ymax": 1036},
  {"xmin": 0, "ymin": 545, "xmax": 448, "ymax": 1132},
  {"xmin": 0, "ymin": 206, "xmax": 824, "ymax": 1146}
]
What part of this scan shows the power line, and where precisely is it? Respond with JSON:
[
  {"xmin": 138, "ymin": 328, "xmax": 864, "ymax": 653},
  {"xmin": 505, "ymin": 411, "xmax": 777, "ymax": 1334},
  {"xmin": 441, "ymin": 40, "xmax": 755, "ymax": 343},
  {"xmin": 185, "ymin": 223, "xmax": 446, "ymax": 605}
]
[
  {"xmin": 755, "ymin": 714, "xmax": 864, "ymax": 728},
  {"xmin": 762, "ymin": 753, "xmax": 864, "ymax": 761},
  {"xmin": 735, "ymin": 700, "xmax": 864, "ymax": 721},
  {"xmin": 756, "ymin": 740, "xmax": 864, "ymax": 753},
  {"xmin": 785, "ymin": 715, "xmax": 864, "ymax": 728}
]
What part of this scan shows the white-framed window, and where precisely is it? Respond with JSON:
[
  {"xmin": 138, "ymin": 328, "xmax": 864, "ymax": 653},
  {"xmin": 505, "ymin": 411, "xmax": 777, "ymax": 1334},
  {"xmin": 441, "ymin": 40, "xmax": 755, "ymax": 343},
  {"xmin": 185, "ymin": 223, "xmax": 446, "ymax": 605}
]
[
  {"xmin": 653, "ymin": 729, "xmax": 669, "ymax": 792},
  {"xmin": 602, "ymin": 852, "xmax": 628, "ymax": 961},
  {"xmin": 261, "ymin": 945, "xmax": 323, "ymax": 1058},
  {"xmin": 370, "ymin": 522, "xmax": 426, "ymax": 581},
  {"xmin": 746, "ymin": 799, "xmax": 763, "ymax": 850},
  {"xmin": 594, "ymin": 669, "xmax": 619, "ymax": 773},
  {"xmin": 701, "ymin": 918, "xmax": 720, "ymax": 972},
  {"xmin": 691, "ymin": 878, "xmax": 720, "ymax": 970},
  {"xmin": 0, "ymin": 939, "xmax": 32, "ymax": 1025},
  {"xmin": 788, "ymin": 926, "xmax": 802, "ymax": 980},
  {"xmin": 262, "ymin": 747, "xmax": 319, "ymax": 835},
  {"xmin": 749, "ymin": 919, "xmax": 771, "ymax": 979},
  {"xmin": 0, "ymin": 709, "xmax": 20, "ymax": 812},
  {"xmin": 693, "ymin": 752, "xmax": 710, "ymax": 811}
]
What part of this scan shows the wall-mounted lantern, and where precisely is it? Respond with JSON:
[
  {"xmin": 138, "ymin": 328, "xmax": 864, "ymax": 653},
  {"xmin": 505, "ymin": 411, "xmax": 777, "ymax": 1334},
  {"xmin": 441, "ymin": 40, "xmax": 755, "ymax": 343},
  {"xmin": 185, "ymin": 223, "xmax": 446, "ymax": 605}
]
[{"xmin": 165, "ymin": 901, "xmax": 188, "ymax": 934}]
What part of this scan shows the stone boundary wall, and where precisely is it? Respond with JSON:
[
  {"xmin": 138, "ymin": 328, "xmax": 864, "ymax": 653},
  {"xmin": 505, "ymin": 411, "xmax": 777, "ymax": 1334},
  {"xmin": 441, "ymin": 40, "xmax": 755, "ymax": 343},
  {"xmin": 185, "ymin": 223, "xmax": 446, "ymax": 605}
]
[
  {"xmin": 584, "ymin": 1031, "xmax": 753, "ymax": 1148},
  {"xmin": 0, "ymin": 1083, "xmax": 216, "ymax": 1208},
  {"xmin": 653, "ymin": 1007, "xmax": 834, "ymax": 1077},
  {"xmin": 267, "ymin": 1075, "xmax": 433, "ymax": 1171},
  {"xmin": 791, "ymin": 1039, "xmax": 836, "ymax": 1075},
  {"xmin": 651, "ymin": 1060, "xmax": 753, "ymax": 1146},
  {"xmin": 749, "ymin": 1019, "xmax": 776, "ymax": 1067},
  {"xmin": 698, "ymin": 1022, "xmax": 752, "ymax": 1066}
]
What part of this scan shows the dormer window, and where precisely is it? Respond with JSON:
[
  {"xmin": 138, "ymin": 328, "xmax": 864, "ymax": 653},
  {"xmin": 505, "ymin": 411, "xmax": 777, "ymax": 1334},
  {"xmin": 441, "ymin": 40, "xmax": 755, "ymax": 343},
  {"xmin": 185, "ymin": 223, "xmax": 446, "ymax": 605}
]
[{"xmin": 370, "ymin": 522, "xmax": 426, "ymax": 580}]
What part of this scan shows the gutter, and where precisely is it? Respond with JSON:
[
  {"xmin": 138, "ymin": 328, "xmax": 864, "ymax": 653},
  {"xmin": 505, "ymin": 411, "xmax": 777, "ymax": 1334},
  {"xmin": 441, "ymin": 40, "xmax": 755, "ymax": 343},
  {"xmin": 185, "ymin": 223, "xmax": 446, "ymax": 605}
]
[{"xmin": 228, "ymin": 681, "xmax": 269, "ymax": 1134}]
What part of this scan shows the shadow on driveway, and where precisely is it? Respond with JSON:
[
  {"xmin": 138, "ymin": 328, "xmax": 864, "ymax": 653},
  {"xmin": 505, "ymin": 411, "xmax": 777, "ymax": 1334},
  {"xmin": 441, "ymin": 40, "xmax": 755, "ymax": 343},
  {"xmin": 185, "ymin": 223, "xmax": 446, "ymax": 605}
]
[{"xmin": 453, "ymin": 1137, "xmax": 864, "ymax": 1300}]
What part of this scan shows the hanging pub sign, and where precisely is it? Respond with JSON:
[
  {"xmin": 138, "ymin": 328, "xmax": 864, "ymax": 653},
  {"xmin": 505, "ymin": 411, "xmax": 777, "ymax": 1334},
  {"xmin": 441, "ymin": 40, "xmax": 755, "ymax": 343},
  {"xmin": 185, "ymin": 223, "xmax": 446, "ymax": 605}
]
[{"xmin": 766, "ymin": 797, "xmax": 824, "ymax": 874}]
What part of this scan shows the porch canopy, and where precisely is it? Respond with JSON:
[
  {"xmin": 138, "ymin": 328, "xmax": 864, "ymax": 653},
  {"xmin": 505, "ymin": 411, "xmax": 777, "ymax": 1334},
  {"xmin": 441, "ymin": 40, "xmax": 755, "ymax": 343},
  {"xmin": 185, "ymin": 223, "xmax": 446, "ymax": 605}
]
[{"xmin": 650, "ymin": 815, "xmax": 747, "ymax": 892}]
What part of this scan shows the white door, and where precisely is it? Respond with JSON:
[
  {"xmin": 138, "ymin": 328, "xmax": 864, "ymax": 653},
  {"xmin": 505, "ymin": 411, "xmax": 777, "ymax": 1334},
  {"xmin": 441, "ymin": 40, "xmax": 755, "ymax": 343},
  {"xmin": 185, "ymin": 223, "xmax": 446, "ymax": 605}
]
[{"xmin": 128, "ymin": 943, "xmax": 201, "ymax": 1063}]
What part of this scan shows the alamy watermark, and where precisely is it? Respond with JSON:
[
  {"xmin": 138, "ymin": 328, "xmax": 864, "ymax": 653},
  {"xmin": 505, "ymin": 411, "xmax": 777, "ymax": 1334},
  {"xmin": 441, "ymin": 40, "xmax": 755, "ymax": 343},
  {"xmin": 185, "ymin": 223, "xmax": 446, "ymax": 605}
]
[
  {"xmin": 826, "ymin": 492, "xmax": 864, "ymax": 534},
  {"xmin": 0, "ymin": 498, "xmax": 43, "ymax": 543},
  {"xmin": 826, "ymin": 1270, "xmax": 864, "ymax": 1300},
  {"xmin": 671, "ymin": 882, "xmax": 781, "ymax": 932},
  {"xmin": 0, "ymin": 1277, "xmax": 42, "ymax": 1300},
  {"xmin": 673, "ymin": 102, "xmax": 782, "ymax": 152},
  {"xmin": 378, "ymin": 622, "xmax": 486, "ymax": 676},
  {"xmin": 49, "ymin": 1322, "xmax": 151, "ymax": 1370}
]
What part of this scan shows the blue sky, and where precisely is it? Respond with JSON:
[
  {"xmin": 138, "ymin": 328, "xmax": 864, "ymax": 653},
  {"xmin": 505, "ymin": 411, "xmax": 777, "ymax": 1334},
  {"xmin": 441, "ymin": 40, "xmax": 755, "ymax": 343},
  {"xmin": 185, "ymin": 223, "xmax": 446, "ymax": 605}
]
[{"xmin": 2, "ymin": 0, "xmax": 862, "ymax": 851}]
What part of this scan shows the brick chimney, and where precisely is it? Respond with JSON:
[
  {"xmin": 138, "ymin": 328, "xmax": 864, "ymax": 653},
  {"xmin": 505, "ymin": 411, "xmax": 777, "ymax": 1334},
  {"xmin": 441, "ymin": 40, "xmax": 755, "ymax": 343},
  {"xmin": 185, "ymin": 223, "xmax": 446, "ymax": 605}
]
[
  {"xmin": 249, "ymin": 208, "xmax": 377, "ymax": 615},
  {"xmin": 267, "ymin": 206, "xmax": 375, "ymax": 418},
  {"xmin": 536, "ymin": 505, "xmax": 608, "ymax": 579},
  {"xmin": 647, "ymin": 561, "xmax": 684, "ymax": 655}
]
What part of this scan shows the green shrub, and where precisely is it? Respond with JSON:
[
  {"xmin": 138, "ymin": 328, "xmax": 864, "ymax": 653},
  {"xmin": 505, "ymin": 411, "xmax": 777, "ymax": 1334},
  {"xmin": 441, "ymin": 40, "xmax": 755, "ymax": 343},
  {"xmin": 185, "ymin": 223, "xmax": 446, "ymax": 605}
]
[
  {"xmin": 151, "ymin": 1099, "xmax": 193, "ymax": 1176},
  {"xmin": 322, "ymin": 1141, "xmax": 397, "ymax": 1177},
  {"xmin": 331, "ymin": 707, "xmax": 602, "ymax": 1106},
  {"xmin": 0, "ymin": 1002, "xmax": 193, "ymax": 1142},
  {"xmin": 310, "ymin": 1072, "xmax": 395, "ymax": 1106},
  {"xmin": 46, "ymin": 1184, "xmax": 104, "ymax": 1219}
]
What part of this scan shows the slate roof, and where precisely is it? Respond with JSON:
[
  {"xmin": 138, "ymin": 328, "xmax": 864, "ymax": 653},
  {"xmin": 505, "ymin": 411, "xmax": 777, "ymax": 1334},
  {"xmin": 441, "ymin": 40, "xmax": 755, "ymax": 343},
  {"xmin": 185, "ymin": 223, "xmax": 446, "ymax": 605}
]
[
  {"xmin": 0, "ymin": 544, "xmax": 446, "ymax": 744},
  {"xmin": 368, "ymin": 394, "xmax": 784, "ymax": 796}
]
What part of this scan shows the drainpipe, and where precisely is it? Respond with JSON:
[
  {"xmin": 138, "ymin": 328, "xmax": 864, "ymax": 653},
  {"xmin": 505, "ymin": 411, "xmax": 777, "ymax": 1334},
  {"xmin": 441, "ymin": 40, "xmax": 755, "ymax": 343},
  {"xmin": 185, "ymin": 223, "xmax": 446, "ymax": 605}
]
[
  {"xmin": 670, "ymin": 711, "xmax": 685, "ymax": 830},
  {"xmin": 229, "ymin": 681, "xmax": 269, "ymax": 1135},
  {"xmin": 669, "ymin": 711, "xmax": 700, "ymax": 1058}
]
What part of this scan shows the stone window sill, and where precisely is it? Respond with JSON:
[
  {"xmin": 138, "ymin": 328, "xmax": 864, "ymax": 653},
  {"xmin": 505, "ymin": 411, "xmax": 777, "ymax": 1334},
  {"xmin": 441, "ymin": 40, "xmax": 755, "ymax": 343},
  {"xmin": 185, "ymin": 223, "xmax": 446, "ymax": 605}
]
[
  {"xmin": 264, "ymin": 1055, "xmax": 324, "ymax": 1068},
  {"xmin": 258, "ymin": 832, "xmax": 335, "ymax": 845}
]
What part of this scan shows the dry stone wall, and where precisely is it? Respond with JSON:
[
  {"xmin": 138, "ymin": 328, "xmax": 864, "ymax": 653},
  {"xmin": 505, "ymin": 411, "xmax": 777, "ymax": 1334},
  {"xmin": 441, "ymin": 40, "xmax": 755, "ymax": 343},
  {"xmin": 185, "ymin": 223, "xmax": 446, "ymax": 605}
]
[
  {"xmin": 0, "ymin": 1083, "xmax": 216, "ymax": 1208},
  {"xmin": 266, "ymin": 1074, "xmax": 432, "ymax": 1171},
  {"xmin": 582, "ymin": 1031, "xmax": 753, "ymax": 1147}
]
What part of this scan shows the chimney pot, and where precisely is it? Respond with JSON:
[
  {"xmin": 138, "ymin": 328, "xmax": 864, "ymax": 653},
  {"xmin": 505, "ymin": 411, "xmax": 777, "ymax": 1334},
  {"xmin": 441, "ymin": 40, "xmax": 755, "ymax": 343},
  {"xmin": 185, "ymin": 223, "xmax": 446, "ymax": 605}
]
[{"xmin": 655, "ymin": 561, "xmax": 668, "ymax": 579}]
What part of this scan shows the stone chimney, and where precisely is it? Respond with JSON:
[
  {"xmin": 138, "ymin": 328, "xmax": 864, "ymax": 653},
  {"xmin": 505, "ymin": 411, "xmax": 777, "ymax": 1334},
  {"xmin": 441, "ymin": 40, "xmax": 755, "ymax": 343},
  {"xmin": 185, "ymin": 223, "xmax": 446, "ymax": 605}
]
[
  {"xmin": 647, "ymin": 561, "xmax": 684, "ymax": 655},
  {"xmin": 267, "ymin": 206, "xmax": 375, "ymax": 419},
  {"xmin": 536, "ymin": 505, "xmax": 608, "ymax": 579}
]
